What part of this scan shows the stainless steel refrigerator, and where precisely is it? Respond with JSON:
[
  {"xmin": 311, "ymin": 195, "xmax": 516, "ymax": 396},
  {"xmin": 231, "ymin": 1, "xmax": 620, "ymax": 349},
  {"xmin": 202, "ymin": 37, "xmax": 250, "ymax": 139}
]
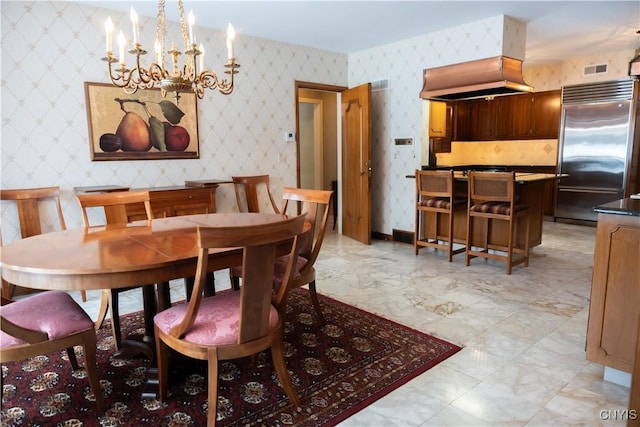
[{"xmin": 555, "ymin": 79, "xmax": 635, "ymax": 222}]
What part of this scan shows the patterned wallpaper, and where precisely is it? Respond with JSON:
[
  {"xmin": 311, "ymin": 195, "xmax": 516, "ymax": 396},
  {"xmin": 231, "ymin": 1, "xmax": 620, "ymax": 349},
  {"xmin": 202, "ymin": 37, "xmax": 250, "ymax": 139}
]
[
  {"xmin": 1, "ymin": 2, "xmax": 636, "ymax": 243},
  {"xmin": 0, "ymin": 1, "xmax": 347, "ymax": 242}
]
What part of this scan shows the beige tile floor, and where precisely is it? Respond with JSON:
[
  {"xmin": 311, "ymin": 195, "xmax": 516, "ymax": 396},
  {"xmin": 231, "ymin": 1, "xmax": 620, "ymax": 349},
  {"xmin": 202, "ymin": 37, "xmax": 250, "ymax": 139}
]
[{"xmin": 75, "ymin": 220, "xmax": 631, "ymax": 426}]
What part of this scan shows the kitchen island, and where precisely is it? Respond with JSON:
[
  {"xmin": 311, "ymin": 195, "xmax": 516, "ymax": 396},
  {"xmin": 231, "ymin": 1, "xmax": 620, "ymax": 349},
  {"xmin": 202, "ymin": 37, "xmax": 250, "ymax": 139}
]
[{"xmin": 418, "ymin": 172, "xmax": 562, "ymax": 250}]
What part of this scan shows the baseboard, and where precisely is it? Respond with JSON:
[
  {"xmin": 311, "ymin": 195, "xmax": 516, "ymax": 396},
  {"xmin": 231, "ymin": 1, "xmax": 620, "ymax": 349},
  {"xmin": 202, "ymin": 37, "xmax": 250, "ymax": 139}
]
[
  {"xmin": 392, "ymin": 229, "xmax": 414, "ymax": 244},
  {"xmin": 372, "ymin": 229, "xmax": 415, "ymax": 244},
  {"xmin": 372, "ymin": 231, "xmax": 392, "ymax": 241}
]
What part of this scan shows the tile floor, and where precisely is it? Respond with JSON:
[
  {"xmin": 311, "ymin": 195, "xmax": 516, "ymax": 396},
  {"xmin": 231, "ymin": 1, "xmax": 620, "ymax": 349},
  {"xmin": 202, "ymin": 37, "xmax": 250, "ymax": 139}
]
[{"xmin": 75, "ymin": 220, "xmax": 631, "ymax": 426}]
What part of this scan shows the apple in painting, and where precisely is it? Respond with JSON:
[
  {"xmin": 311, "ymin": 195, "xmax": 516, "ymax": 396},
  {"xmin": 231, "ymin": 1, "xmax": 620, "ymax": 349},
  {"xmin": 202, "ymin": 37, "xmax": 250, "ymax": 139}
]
[{"xmin": 165, "ymin": 125, "xmax": 190, "ymax": 151}]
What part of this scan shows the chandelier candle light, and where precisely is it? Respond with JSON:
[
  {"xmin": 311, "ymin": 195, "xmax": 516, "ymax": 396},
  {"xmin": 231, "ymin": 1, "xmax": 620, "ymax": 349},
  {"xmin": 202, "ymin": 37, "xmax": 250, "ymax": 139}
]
[{"xmin": 102, "ymin": 0, "xmax": 240, "ymax": 104}]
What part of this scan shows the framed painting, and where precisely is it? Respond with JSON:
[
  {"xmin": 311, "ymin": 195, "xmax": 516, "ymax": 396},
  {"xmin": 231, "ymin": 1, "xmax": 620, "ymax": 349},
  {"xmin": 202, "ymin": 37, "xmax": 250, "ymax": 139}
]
[{"xmin": 84, "ymin": 82, "xmax": 199, "ymax": 160}]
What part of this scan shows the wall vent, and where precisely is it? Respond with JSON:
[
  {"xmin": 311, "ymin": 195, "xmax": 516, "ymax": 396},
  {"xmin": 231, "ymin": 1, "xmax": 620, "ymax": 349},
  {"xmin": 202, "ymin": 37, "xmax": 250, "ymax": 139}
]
[
  {"xmin": 371, "ymin": 78, "xmax": 389, "ymax": 91},
  {"xmin": 583, "ymin": 63, "xmax": 608, "ymax": 76}
]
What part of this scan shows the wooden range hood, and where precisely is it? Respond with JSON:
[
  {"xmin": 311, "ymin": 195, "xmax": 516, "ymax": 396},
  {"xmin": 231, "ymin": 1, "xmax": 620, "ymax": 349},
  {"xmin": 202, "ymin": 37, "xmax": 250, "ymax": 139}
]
[{"xmin": 420, "ymin": 56, "xmax": 534, "ymax": 101}]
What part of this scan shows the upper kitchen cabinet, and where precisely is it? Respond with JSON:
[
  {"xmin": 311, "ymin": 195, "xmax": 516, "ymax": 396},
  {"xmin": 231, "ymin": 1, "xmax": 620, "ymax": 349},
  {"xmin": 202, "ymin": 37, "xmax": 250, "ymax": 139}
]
[
  {"xmin": 428, "ymin": 100, "xmax": 447, "ymax": 137},
  {"xmin": 468, "ymin": 98, "xmax": 497, "ymax": 140},
  {"xmin": 452, "ymin": 90, "xmax": 561, "ymax": 141},
  {"xmin": 530, "ymin": 90, "xmax": 561, "ymax": 138}
]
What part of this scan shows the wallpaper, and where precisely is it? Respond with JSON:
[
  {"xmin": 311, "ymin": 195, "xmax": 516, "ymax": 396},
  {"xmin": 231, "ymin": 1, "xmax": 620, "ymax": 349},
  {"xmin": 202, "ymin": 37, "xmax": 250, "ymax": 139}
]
[{"xmin": 1, "ymin": 1, "xmax": 635, "ymax": 243}]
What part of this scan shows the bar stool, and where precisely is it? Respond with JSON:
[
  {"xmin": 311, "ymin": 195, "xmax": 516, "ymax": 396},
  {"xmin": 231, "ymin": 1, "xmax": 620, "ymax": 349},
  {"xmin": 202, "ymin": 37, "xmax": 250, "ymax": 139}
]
[
  {"xmin": 414, "ymin": 169, "xmax": 466, "ymax": 262},
  {"xmin": 465, "ymin": 171, "xmax": 530, "ymax": 274}
]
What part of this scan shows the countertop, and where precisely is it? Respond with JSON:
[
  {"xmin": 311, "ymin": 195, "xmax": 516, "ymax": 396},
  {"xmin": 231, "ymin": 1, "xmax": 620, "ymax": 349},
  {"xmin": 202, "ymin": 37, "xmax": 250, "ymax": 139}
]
[{"xmin": 593, "ymin": 198, "xmax": 640, "ymax": 217}]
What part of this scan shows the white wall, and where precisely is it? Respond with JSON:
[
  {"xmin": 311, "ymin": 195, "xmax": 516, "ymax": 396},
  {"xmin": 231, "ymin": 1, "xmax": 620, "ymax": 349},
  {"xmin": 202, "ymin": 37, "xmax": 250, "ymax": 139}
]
[
  {"xmin": 0, "ymin": 1, "xmax": 346, "ymax": 242},
  {"xmin": 1, "ymin": 2, "xmax": 635, "ymax": 241}
]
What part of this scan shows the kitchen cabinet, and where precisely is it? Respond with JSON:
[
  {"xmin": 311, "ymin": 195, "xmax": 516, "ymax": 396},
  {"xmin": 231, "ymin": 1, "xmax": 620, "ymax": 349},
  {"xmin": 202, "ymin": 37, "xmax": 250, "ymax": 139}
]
[
  {"xmin": 530, "ymin": 90, "xmax": 561, "ymax": 138},
  {"xmin": 429, "ymin": 102, "xmax": 453, "ymax": 154},
  {"xmin": 452, "ymin": 101, "xmax": 471, "ymax": 141},
  {"xmin": 452, "ymin": 90, "xmax": 561, "ymax": 141},
  {"xmin": 586, "ymin": 209, "xmax": 640, "ymax": 373},
  {"xmin": 429, "ymin": 100, "xmax": 447, "ymax": 137},
  {"xmin": 468, "ymin": 98, "xmax": 497, "ymax": 140}
]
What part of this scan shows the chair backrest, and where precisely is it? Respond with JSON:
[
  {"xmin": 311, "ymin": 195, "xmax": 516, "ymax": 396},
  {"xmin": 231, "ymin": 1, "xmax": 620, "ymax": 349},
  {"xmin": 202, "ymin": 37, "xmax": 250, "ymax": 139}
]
[
  {"xmin": 468, "ymin": 171, "xmax": 516, "ymax": 205},
  {"xmin": 280, "ymin": 187, "xmax": 333, "ymax": 268},
  {"xmin": 169, "ymin": 213, "xmax": 307, "ymax": 342},
  {"xmin": 75, "ymin": 190, "xmax": 153, "ymax": 226},
  {"xmin": 232, "ymin": 175, "xmax": 280, "ymax": 213},
  {"xmin": 416, "ymin": 169, "xmax": 455, "ymax": 201},
  {"xmin": 0, "ymin": 186, "xmax": 66, "ymax": 238}
]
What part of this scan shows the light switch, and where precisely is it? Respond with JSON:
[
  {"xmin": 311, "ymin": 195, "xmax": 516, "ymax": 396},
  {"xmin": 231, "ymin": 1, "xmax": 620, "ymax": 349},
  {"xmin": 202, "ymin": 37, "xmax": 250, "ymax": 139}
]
[{"xmin": 394, "ymin": 138, "xmax": 413, "ymax": 146}]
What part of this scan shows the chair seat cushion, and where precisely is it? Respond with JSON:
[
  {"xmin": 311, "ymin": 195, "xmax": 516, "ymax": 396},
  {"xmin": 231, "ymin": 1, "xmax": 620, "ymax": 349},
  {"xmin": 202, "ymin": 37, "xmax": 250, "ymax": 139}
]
[
  {"xmin": 419, "ymin": 197, "xmax": 466, "ymax": 209},
  {"xmin": 0, "ymin": 291, "xmax": 94, "ymax": 348},
  {"xmin": 154, "ymin": 292, "xmax": 279, "ymax": 346},
  {"xmin": 470, "ymin": 201, "xmax": 528, "ymax": 215}
]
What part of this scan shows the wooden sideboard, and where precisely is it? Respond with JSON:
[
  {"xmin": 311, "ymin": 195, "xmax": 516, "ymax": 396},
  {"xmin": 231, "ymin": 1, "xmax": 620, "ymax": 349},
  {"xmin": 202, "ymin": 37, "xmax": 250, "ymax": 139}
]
[
  {"xmin": 586, "ymin": 207, "xmax": 640, "ymax": 373},
  {"xmin": 74, "ymin": 180, "xmax": 232, "ymax": 221}
]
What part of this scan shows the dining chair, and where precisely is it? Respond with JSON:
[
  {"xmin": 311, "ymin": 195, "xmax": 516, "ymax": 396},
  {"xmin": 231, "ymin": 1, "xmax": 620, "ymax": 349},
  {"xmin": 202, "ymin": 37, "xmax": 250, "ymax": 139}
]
[
  {"xmin": 75, "ymin": 190, "xmax": 154, "ymax": 349},
  {"xmin": 154, "ymin": 213, "xmax": 307, "ymax": 427},
  {"xmin": 0, "ymin": 187, "xmax": 88, "ymax": 301},
  {"xmin": 465, "ymin": 171, "xmax": 530, "ymax": 274},
  {"xmin": 231, "ymin": 175, "xmax": 280, "ymax": 213},
  {"xmin": 0, "ymin": 291, "xmax": 105, "ymax": 412},
  {"xmin": 414, "ymin": 169, "xmax": 467, "ymax": 261},
  {"xmin": 230, "ymin": 187, "xmax": 333, "ymax": 323}
]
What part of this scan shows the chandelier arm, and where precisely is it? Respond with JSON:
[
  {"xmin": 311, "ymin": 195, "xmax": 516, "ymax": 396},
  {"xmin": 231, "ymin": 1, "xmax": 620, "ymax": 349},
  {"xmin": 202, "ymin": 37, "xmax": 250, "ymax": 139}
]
[{"xmin": 103, "ymin": 0, "xmax": 238, "ymax": 105}]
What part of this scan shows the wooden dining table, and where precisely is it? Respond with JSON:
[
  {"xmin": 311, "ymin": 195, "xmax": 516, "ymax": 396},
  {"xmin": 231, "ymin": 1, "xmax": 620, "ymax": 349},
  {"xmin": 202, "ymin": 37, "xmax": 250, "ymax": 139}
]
[{"xmin": 0, "ymin": 212, "xmax": 295, "ymax": 397}]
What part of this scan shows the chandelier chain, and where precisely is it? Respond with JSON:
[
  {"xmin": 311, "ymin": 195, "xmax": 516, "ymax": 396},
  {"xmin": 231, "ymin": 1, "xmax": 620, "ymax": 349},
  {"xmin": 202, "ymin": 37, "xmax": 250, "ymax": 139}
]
[{"xmin": 156, "ymin": 0, "xmax": 166, "ymax": 65}]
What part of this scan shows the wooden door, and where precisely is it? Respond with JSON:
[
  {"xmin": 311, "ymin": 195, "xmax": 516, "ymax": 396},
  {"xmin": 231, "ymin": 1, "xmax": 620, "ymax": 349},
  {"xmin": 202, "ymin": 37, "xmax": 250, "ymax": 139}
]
[{"xmin": 341, "ymin": 83, "xmax": 371, "ymax": 244}]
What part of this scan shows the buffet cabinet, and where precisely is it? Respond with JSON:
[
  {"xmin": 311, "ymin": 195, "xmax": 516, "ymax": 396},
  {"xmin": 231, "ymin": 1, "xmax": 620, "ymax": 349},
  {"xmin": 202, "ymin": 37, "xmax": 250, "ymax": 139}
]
[
  {"xmin": 586, "ymin": 212, "xmax": 640, "ymax": 373},
  {"xmin": 452, "ymin": 90, "xmax": 561, "ymax": 141}
]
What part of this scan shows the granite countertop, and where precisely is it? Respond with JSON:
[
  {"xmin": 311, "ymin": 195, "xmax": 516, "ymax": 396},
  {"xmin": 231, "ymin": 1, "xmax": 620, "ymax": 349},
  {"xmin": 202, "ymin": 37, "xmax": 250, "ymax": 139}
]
[{"xmin": 593, "ymin": 198, "xmax": 640, "ymax": 217}]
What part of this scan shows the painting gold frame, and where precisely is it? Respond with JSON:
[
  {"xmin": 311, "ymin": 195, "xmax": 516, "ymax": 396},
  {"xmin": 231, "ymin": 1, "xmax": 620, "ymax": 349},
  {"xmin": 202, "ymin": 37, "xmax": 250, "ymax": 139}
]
[{"xmin": 84, "ymin": 82, "xmax": 199, "ymax": 161}]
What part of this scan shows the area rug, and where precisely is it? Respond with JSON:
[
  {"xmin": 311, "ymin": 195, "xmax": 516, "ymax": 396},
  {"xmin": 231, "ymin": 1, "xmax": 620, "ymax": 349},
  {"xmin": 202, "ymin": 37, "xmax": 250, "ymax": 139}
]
[{"xmin": 1, "ymin": 288, "xmax": 462, "ymax": 426}]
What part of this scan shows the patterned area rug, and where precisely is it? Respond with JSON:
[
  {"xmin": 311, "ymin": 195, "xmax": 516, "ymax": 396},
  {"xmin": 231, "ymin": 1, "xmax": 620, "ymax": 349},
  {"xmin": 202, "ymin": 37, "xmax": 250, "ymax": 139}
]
[{"xmin": 1, "ymin": 288, "xmax": 461, "ymax": 426}]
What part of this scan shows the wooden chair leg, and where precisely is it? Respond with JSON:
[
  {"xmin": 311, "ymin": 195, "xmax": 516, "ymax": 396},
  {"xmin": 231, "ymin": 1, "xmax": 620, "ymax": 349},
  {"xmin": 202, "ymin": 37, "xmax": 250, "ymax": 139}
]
[
  {"xmin": 271, "ymin": 328, "xmax": 300, "ymax": 407},
  {"xmin": 80, "ymin": 290, "xmax": 87, "ymax": 302},
  {"xmin": 82, "ymin": 329, "xmax": 106, "ymax": 412},
  {"xmin": 230, "ymin": 274, "xmax": 241, "ymax": 291},
  {"xmin": 109, "ymin": 290, "xmax": 122, "ymax": 349},
  {"xmin": 66, "ymin": 347, "xmax": 80, "ymax": 370},
  {"xmin": 308, "ymin": 281, "xmax": 325, "ymax": 324},
  {"xmin": 94, "ymin": 290, "xmax": 110, "ymax": 331},
  {"xmin": 207, "ymin": 349, "xmax": 221, "ymax": 426},
  {"xmin": 155, "ymin": 331, "xmax": 170, "ymax": 401}
]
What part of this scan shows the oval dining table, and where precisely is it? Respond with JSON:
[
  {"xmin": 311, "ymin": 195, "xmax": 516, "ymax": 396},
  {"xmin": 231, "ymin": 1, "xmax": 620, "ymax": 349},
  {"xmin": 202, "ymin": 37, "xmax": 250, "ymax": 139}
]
[{"xmin": 0, "ymin": 212, "xmax": 295, "ymax": 398}]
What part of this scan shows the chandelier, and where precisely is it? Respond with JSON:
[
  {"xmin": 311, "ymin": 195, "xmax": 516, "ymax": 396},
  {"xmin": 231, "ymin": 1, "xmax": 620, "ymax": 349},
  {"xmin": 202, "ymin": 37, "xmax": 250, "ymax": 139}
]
[{"xmin": 102, "ymin": 0, "xmax": 240, "ymax": 104}]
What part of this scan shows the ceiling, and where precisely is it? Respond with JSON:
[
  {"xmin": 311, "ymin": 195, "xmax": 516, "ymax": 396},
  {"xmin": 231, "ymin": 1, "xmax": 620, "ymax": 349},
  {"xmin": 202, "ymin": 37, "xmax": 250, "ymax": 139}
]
[{"xmin": 81, "ymin": 0, "xmax": 640, "ymax": 66}]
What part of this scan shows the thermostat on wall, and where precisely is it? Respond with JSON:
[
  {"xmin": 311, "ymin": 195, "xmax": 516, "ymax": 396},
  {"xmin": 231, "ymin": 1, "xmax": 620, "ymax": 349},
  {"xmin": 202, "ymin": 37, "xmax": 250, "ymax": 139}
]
[{"xmin": 285, "ymin": 132, "xmax": 295, "ymax": 142}]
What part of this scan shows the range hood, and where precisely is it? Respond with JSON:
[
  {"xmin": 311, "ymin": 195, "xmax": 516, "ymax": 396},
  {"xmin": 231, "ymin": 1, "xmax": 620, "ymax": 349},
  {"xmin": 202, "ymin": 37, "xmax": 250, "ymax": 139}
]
[{"xmin": 420, "ymin": 56, "xmax": 534, "ymax": 101}]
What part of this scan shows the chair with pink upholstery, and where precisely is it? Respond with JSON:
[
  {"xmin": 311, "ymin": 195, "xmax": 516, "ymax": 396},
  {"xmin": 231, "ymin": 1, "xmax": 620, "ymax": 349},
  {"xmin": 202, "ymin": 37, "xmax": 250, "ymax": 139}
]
[
  {"xmin": 0, "ymin": 291, "xmax": 105, "ymax": 411},
  {"xmin": 154, "ymin": 213, "xmax": 307, "ymax": 426},
  {"xmin": 230, "ymin": 187, "xmax": 333, "ymax": 324}
]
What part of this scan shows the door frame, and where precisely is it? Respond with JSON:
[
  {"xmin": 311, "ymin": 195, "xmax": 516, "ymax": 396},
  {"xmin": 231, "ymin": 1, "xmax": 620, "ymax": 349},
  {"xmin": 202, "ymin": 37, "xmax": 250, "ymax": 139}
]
[
  {"xmin": 299, "ymin": 96, "xmax": 324, "ymax": 189},
  {"xmin": 294, "ymin": 81, "xmax": 347, "ymax": 229}
]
